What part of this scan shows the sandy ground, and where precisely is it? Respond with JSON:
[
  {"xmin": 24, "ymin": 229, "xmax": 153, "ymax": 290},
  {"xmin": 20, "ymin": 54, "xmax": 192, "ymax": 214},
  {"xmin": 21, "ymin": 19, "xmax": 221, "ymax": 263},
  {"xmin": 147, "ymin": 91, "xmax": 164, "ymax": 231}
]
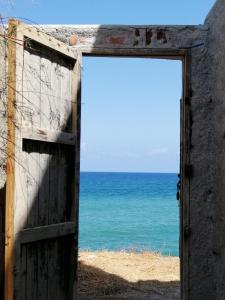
[{"xmin": 78, "ymin": 251, "xmax": 180, "ymax": 300}]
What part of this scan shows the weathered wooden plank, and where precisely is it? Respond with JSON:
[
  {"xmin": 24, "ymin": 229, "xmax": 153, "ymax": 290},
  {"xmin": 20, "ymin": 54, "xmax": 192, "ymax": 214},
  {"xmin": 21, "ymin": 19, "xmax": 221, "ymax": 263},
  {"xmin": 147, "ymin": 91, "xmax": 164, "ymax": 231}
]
[
  {"xmin": 38, "ymin": 43, "xmax": 54, "ymax": 300},
  {"xmin": 49, "ymin": 146, "xmax": 59, "ymax": 224},
  {"xmin": 37, "ymin": 242, "xmax": 48, "ymax": 300},
  {"xmin": 12, "ymin": 21, "xmax": 28, "ymax": 300},
  {"xmin": 26, "ymin": 243, "xmax": 38, "ymax": 300},
  {"xmin": 21, "ymin": 128, "xmax": 76, "ymax": 145},
  {"xmin": 37, "ymin": 142, "xmax": 49, "ymax": 300},
  {"xmin": 57, "ymin": 150, "xmax": 72, "ymax": 298},
  {"xmin": 58, "ymin": 148, "xmax": 67, "ymax": 224},
  {"xmin": 47, "ymin": 239, "xmax": 58, "ymax": 300},
  {"xmin": 0, "ymin": 187, "xmax": 5, "ymax": 300},
  {"xmin": 38, "ymin": 142, "xmax": 50, "ymax": 227},
  {"xmin": 60, "ymin": 58, "xmax": 73, "ymax": 132},
  {"xmin": 5, "ymin": 19, "xmax": 18, "ymax": 300},
  {"xmin": 56, "ymin": 52, "xmax": 79, "ymax": 299},
  {"xmin": 15, "ymin": 20, "xmax": 78, "ymax": 59},
  {"xmin": 0, "ymin": 25, "xmax": 7, "ymax": 298},
  {"xmin": 71, "ymin": 54, "xmax": 81, "ymax": 133},
  {"xmin": 13, "ymin": 30, "xmax": 41, "ymax": 300},
  {"xmin": 19, "ymin": 41, "xmax": 41, "ymax": 300},
  {"xmin": 59, "ymin": 236, "xmax": 76, "ymax": 298},
  {"xmin": 14, "ymin": 144, "xmax": 27, "ymax": 300},
  {"xmin": 23, "ymin": 140, "xmax": 40, "ymax": 300},
  {"xmin": 57, "ymin": 146, "xmax": 74, "ymax": 223},
  {"xmin": 48, "ymin": 143, "xmax": 60, "ymax": 299},
  {"xmin": 39, "ymin": 45, "xmax": 51, "ymax": 226},
  {"xmin": 50, "ymin": 52, "xmax": 61, "ymax": 131},
  {"xmin": 40, "ymin": 45, "xmax": 53, "ymax": 130},
  {"xmin": 15, "ymin": 35, "xmax": 40, "ymax": 236},
  {"xmin": 20, "ymin": 245, "xmax": 27, "ymax": 300},
  {"xmin": 24, "ymin": 141, "xmax": 40, "ymax": 228},
  {"xmin": 18, "ymin": 222, "xmax": 76, "ymax": 244},
  {"xmin": 22, "ymin": 40, "xmax": 41, "ymax": 129}
]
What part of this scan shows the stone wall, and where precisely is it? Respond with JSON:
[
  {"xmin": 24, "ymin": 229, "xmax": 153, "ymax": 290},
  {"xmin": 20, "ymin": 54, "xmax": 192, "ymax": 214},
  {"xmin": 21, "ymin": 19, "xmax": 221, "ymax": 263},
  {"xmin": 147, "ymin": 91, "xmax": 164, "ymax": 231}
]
[
  {"xmin": 184, "ymin": 1, "xmax": 225, "ymax": 298},
  {"xmin": 202, "ymin": 1, "xmax": 225, "ymax": 299},
  {"xmin": 187, "ymin": 13, "xmax": 214, "ymax": 300}
]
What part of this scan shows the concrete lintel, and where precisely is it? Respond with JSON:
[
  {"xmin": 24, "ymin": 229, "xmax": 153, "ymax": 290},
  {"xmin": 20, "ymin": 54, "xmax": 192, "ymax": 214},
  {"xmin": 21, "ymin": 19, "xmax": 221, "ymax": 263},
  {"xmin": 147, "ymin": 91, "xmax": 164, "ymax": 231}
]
[{"xmin": 42, "ymin": 24, "xmax": 208, "ymax": 55}]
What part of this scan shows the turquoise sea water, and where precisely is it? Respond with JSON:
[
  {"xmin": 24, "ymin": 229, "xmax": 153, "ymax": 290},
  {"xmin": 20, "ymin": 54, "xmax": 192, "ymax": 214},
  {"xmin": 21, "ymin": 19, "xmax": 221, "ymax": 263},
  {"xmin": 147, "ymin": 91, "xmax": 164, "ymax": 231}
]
[{"xmin": 79, "ymin": 172, "xmax": 179, "ymax": 256}]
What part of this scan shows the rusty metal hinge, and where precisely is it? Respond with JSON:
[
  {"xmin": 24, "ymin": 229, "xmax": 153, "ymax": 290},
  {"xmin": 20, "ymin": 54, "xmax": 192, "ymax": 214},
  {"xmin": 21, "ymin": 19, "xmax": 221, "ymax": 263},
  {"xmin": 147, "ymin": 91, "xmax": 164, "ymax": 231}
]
[
  {"xmin": 185, "ymin": 97, "xmax": 191, "ymax": 105},
  {"xmin": 176, "ymin": 174, "xmax": 181, "ymax": 201},
  {"xmin": 184, "ymin": 225, "xmax": 191, "ymax": 238},
  {"xmin": 185, "ymin": 164, "xmax": 193, "ymax": 178}
]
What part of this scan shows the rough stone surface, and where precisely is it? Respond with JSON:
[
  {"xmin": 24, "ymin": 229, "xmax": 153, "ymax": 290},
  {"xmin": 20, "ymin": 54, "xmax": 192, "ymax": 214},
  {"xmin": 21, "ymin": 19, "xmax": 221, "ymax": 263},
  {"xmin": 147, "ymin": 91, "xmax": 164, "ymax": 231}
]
[
  {"xmin": 42, "ymin": 24, "xmax": 208, "ymax": 53},
  {"xmin": 188, "ymin": 45, "xmax": 214, "ymax": 300},
  {"xmin": 203, "ymin": 1, "xmax": 225, "ymax": 299}
]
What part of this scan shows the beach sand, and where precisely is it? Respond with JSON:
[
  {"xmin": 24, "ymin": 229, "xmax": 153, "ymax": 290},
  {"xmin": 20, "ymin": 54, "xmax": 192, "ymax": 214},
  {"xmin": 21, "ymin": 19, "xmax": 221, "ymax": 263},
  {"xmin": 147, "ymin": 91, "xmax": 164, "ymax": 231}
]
[{"xmin": 78, "ymin": 251, "xmax": 180, "ymax": 300}]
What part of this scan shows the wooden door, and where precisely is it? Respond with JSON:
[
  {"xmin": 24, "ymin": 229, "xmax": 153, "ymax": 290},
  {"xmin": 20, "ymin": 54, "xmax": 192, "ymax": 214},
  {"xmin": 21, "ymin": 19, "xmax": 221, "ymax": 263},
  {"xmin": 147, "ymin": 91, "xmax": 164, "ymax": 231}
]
[{"xmin": 5, "ymin": 19, "xmax": 81, "ymax": 300}]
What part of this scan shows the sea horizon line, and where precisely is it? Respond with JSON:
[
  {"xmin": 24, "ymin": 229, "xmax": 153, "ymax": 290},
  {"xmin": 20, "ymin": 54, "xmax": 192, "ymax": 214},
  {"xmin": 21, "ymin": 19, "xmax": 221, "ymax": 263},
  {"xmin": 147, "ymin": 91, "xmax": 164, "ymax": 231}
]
[{"xmin": 80, "ymin": 170, "xmax": 179, "ymax": 175}]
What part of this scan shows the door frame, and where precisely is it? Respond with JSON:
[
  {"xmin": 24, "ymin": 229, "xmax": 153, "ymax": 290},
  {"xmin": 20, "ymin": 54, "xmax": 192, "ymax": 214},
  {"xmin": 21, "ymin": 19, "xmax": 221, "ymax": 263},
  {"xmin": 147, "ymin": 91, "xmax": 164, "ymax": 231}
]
[{"xmin": 79, "ymin": 48, "xmax": 191, "ymax": 299}]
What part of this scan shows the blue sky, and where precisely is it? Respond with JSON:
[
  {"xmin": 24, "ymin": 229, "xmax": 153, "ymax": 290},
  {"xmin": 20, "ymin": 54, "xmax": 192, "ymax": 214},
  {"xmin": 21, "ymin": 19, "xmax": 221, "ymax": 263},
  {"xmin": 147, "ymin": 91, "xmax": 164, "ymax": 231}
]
[
  {"xmin": 81, "ymin": 58, "xmax": 182, "ymax": 172},
  {"xmin": 1, "ymin": 0, "xmax": 215, "ymax": 172},
  {"xmin": 1, "ymin": 1, "xmax": 215, "ymax": 25}
]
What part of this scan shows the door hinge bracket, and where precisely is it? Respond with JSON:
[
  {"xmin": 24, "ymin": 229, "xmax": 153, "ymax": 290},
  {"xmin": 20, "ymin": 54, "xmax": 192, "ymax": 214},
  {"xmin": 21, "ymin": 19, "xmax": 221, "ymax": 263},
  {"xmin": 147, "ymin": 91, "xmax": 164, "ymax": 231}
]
[
  {"xmin": 185, "ymin": 164, "xmax": 193, "ymax": 178},
  {"xmin": 185, "ymin": 97, "xmax": 191, "ymax": 105}
]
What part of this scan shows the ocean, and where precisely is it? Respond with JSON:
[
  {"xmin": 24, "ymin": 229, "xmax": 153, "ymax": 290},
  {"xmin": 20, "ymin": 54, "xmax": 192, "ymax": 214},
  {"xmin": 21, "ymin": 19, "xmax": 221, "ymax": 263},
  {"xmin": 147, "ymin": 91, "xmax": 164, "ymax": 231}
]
[{"xmin": 79, "ymin": 172, "xmax": 179, "ymax": 257}]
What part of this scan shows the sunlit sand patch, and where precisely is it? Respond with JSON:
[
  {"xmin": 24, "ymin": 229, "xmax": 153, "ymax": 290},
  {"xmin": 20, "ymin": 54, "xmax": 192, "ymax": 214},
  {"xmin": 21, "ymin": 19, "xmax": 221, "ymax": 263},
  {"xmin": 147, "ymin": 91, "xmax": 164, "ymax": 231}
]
[{"xmin": 78, "ymin": 251, "xmax": 180, "ymax": 300}]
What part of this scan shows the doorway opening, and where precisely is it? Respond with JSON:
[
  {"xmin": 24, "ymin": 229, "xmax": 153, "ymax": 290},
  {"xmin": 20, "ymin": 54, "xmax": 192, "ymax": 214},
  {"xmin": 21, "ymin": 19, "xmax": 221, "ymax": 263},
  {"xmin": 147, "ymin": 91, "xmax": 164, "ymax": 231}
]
[{"xmin": 78, "ymin": 56, "xmax": 183, "ymax": 299}]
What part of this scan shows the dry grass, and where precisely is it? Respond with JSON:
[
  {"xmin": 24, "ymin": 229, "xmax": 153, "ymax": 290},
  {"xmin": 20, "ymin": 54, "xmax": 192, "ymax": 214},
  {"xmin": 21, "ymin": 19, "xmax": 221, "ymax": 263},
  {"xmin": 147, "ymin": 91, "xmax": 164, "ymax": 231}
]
[{"xmin": 78, "ymin": 251, "xmax": 180, "ymax": 300}]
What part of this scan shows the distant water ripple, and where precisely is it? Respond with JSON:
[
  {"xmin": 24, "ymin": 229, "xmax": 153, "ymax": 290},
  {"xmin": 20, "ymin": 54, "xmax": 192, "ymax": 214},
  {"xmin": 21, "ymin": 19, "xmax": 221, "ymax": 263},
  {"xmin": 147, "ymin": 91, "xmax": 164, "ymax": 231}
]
[{"xmin": 79, "ymin": 172, "xmax": 179, "ymax": 256}]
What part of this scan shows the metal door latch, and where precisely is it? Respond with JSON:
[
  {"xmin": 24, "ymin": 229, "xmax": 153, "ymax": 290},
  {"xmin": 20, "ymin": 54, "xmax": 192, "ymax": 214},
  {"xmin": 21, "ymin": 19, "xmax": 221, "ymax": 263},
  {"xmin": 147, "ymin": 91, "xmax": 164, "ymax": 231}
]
[{"xmin": 176, "ymin": 174, "xmax": 181, "ymax": 201}]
